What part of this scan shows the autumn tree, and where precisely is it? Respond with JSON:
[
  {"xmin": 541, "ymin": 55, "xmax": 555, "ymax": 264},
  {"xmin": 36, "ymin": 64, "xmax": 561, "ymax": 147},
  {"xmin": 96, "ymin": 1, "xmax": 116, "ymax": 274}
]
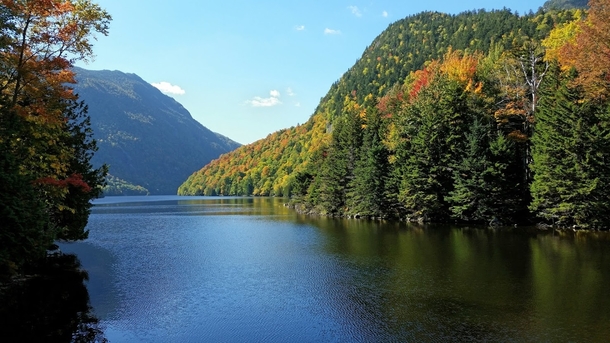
[
  {"xmin": 556, "ymin": 0, "xmax": 610, "ymax": 99},
  {"xmin": 0, "ymin": 0, "xmax": 111, "ymax": 274}
]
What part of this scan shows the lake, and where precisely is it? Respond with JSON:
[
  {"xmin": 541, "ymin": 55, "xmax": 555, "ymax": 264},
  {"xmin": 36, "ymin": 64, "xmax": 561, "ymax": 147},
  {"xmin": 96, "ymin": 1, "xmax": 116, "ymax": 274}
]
[{"xmin": 59, "ymin": 196, "xmax": 610, "ymax": 342}]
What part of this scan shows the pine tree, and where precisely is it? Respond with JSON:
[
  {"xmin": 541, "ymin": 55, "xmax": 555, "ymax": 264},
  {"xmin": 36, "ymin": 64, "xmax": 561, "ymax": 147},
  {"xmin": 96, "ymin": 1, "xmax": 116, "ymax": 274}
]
[
  {"xmin": 447, "ymin": 116, "xmax": 526, "ymax": 224},
  {"xmin": 347, "ymin": 108, "xmax": 391, "ymax": 217},
  {"xmin": 530, "ymin": 66, "xmax": 610, "ymax": 228},
  {"xmin": 316, "ymin": 97, "xmax": 364, "ymax": 215},
  {"xmin": 446, "ymin": 117, "xmax": 491, "ymax": 222},
  {"xmin": 398, "ymin": 76, "xmax": 470, "ymax": 221}
]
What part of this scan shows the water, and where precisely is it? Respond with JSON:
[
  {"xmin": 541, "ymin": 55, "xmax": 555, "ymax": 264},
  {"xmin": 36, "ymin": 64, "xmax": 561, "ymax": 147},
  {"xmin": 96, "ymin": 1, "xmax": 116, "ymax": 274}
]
[{"xmin": 60, "ymin": 196, "xmax": 610, "ymax": 342}]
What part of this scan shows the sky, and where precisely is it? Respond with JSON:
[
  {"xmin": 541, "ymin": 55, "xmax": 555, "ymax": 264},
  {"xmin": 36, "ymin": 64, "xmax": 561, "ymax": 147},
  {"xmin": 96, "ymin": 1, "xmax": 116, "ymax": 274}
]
[{"xmin": 77, "ymin": 0, "xmax": 548, "ymax": 145}]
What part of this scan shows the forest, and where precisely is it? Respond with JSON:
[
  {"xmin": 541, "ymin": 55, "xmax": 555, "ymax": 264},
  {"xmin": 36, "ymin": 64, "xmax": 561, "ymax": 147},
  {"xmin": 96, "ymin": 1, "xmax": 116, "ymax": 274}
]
[
  {"xmin": 0, "ymin": 1, "xmax": 110, "ymax": 276},
  {"xmin": 179, "ymin": 0, "xmax": 610, "ymax": 229}
]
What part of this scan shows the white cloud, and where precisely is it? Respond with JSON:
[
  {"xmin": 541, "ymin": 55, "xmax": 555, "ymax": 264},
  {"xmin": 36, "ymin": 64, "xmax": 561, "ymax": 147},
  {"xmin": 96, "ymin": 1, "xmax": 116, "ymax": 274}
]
[
  {"xmin": 295, "ymin": 102, "xmax": 301, "ymax": 107},
  {"xmin": 287, "ymin": 87, "xmax": 295, "ymax": 96},
  {"xmin": 295, "ymin": 25, "xmax": 305, "ymax": 31},
  {"xmin": 348, "ymin": 6, "xmax": 362, "ymax": 17},
  {"xmin": 151, "ymin": 81, "xmax": 185, "ymax": 95},
  {"xmin": 247, "ymin": 90, "xmax": 282, "ymax": 107},
  {"xmin": 382, "ymin": 10, "xmax": 388, "ymax": 18},
  {"xmin": 324, "ymin": 28, "xmax": 341, "ymax": 35}
]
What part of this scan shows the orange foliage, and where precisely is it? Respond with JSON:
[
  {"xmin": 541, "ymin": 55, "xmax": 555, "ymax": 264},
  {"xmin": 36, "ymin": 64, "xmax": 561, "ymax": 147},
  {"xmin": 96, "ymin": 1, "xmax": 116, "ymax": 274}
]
[
  {"xmin": 440, "ymin": 49, "xmax": 481, "ymax": 85},
  {"xmin": 408, "ymin": 50, "xmax": 483, "ymax": 100},
  {"xmin": 558, "ymin": 0, "xmax": 610, "ymax": 98},
  {"xmin": 409, "ymin": 66, "xmax": 434, "ymax": 99},
  {"xmin": 507, "ymin": 130, "xmax": 529, "ymax": 142},
  {"xmin": 1, "ymin": 0, "xmax": 110, "ymax": 118}
]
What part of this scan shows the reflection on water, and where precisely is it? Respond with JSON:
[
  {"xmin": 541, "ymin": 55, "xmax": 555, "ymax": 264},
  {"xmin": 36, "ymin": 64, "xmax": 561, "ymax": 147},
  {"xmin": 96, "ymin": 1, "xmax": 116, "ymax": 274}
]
[
  {"xmin": 60, "ymin": 196, "xmax": 610, "ymax": 342},
  {"xmin": 0, "ymin": 254, "xmax": 106, "ymax": 342}
]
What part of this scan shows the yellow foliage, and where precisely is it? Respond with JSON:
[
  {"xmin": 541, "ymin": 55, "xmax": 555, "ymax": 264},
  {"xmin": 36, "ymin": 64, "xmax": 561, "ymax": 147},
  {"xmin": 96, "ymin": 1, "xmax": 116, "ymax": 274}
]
[
  {"xmin": 542, "ymin": 14, "xmax": 582, "ymax": 64},
  {"xmin": 439, "ymin": 48, "xmax": 482, "ymax": 86}
]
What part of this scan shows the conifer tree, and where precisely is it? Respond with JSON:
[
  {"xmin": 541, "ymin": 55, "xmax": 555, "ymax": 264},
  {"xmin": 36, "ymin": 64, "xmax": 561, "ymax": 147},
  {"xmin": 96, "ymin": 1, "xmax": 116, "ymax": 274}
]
[
  {"xmin": 316, "ymin": 97, "xmax": 364, "ymax": 214},
  {"xmin": 347, "ymin": 108, "xmax": 391, "ymax": 217},
  {"xmin": 530, "ymin": 66, "xmax": 610, "ymax": 228},
  {"xmin": 446, "ymin": 117, "xmax": 491, "ymax": 222},
  {"xmin": 447, "ymin": 117, "xmax": 525, "ymax": 224},
  {"xmin": 398, "ymin": 75, "xmax": 469, "ymax": 221}
]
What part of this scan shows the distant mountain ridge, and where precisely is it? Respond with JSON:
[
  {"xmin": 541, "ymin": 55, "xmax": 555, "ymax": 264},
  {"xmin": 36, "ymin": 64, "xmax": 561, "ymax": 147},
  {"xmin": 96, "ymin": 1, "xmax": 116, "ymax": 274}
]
[
  {"xmin": 73, "ymin": 67, "xmax": 240, "ymax": 194},
  {"xmin": 542, "ymin": 0, "xmax": 589, "ymax": 10}
]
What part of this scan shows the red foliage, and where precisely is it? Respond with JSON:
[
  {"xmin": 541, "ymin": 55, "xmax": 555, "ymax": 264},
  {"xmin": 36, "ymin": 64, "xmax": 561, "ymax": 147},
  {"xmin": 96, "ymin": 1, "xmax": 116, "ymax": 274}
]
[
  {"xmin": 377, "ymin": 91, "xmax": 405, "ymax": 118},
  {"xmin": 34, "ymin": 173, "xmax": 92, "ymax": 193},
  {"xmin": 409, "ymin": 68, "xmax": 432, "ymax": 99}
]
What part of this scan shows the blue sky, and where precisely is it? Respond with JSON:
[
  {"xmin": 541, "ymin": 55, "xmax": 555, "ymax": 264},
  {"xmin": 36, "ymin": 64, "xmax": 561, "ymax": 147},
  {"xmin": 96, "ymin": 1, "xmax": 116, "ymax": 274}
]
[{"xmin": 77, "ymin": 0, "xmax": 548, "ymax": 145}]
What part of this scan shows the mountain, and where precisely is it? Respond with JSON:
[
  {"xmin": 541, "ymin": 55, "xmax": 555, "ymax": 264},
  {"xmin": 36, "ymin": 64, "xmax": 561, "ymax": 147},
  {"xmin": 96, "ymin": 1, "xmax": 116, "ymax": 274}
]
[
  {"xmin": 178, "ymin": 8, "xmax": 571, "ymax": 197},
  {"xmin": 73, "ymin": 67, "xmax": 240, "ymax": 194},
  {"xmin": 542, "ymin": 0, "xmax": 589, "ymax": 10},
  {"xmin": 178, "ymin": 5, "xmax": 610, "ymax": 228}
]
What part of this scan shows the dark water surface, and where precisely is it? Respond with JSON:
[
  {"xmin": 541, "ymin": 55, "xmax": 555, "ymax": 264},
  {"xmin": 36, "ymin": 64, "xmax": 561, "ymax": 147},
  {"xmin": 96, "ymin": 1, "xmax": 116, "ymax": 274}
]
[{"xmin": 59, "ymin": 196, "xmax": 610, "ymax": 342}]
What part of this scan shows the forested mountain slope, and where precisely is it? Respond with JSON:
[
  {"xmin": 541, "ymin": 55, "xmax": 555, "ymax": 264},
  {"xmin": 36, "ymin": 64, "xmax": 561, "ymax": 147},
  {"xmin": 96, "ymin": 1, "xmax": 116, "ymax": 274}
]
[
  {"xmin": 178, "ymin": 9, "xmax": 566, "ymax": 197},
  {"xmin": 180, "ymin": 3, "xmax": 610, "ymax": 229},
  {"xmin": 543, "ymin": 0, "xmax": 589, "ymax": 10},
  {"xmin": 74, "ymin": 68, "xmax": 240, "ymax": 194}
]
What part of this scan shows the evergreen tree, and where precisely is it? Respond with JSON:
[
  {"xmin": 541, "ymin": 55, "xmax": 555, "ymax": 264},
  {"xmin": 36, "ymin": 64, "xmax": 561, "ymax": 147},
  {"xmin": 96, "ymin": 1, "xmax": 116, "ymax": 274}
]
[
  {"xmin": 54, "ymin": 100, "xmax": 107, "ymax": 241},
  {"xmin": 530, "ymin": 66, "xmax": 610, "ymax": 228},
  {"xmin": 0, "ymin": 105, "xmax": 49, "ymax": 274},
  {"xmin": 446, "ymin": 117, "xmax": 491, "ymax": 222},
  {"xmin": 447, "ymin": 116, "xmax": 525, "ymax": 224},
  {"xmin": 347, "ymin": 108, "xmax": 391, "ymax": 217},
  {"xmin": 316, "ymin": 107, "xmax": 363, "ymax": 214},
  {"xmin": 398, "ymin": 76, "xmax": 470, "ymax": 221}
]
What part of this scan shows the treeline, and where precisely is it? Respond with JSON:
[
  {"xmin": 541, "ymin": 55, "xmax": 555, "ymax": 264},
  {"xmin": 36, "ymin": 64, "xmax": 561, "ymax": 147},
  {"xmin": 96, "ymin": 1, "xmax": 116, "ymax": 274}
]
[
  {"xmin": 297, "ymin": 0, "xmax": 610, "ymax": 228},
  {"xmin": 179, "ymin": 8, "xmax": 567, "ymax": 198},
  {"xmin": 0, "ymin": 1, "xmax": 110, "ymax": 276},
  {"xmin": 180, "ymin": 2, "xmax": 610, "ymax": 228},
  {"xmin": 103, "ymin": 174, "xmax": 149, "ymax": 196}
]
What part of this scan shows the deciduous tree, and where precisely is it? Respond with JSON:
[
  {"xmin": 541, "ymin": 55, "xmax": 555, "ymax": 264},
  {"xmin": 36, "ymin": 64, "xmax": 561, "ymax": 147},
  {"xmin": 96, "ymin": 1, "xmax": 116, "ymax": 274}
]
[{"xmin": 0, "ymin": 0, "xmax": 110, "ymax": 273}]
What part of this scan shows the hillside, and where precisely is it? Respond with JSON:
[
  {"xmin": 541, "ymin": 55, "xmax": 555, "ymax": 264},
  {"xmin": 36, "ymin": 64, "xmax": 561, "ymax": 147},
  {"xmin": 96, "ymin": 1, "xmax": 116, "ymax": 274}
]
[
  {"xmin": 73, "ymin": 67, "xmax": 240, "ymax": 194},
  {"xmin": 542, "ymin": 0, "xmax": 589, "ymax": 10},
  {"xmin": 181, "ymin": 2, "xmax": 610, "ymax": 228},
  {"xmin": 178, "ymin": 8, "xmax": 569, "ymax": 197}
]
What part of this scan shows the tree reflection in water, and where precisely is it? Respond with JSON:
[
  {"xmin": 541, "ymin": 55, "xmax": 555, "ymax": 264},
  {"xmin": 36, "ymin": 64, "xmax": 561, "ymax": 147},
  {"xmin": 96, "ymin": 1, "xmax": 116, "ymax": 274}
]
[{"xmin": 0, "ymin": 254, "xmax": 106, "ymax": 343}]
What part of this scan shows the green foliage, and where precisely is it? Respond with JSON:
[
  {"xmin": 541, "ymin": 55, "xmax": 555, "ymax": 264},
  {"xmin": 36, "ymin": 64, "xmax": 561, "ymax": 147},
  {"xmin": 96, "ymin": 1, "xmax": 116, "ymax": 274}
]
[
  {"xmin": 103, "ymin": 174, "xmax": 149, "ymax": 196},
  {"xmin": 180, "ymin": 9, "xmax": 561, "ymax": 199},
  {"xmin": 530, "ymin": 66, "xmax": 610, "ymax": 228},
  {"xmin": 54, "ymin": 100, "xmax": 108, "ymax": 241},
  {"xmin": 346, "ymin": 109, "xmax": 393, "ymax": 218},
  {"xmin": 181, "ymin": 6, "xmax": 610, "ymax": 229},
  {"xmin": 447, "ymin": 118, "xmax": 525, "ymax": 223},
  {"xmin": 0, "ymin": 107, "xmax": 50, "ymax": 273},
  {"xmin": 542, "ymin": 0, "xmax": 589, "ymax": 10},
  {"xmin": 0, "ymin": 1, "xmax": 110, "ymax": 274},
  {"xmin": 397, "ymin": 76, "xmax": 471, "ymax": 221}
]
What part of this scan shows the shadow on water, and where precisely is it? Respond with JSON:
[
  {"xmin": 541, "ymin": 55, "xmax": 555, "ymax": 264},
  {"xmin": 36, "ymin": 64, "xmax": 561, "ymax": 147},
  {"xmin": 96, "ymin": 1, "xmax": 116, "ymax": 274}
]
[
  {"xmin": 0, "ymin": 254, "xmax": 106, "ymax": 343},
  {"xmin": 293, "ymin": 216, "xmax": 610, "ymax": 342},
  {"xmin": 52, "ymin": 196, "xmax": 610, "ymax": 342},
  {"xmin": 57, "ymin": 242, "xmax": 120, "ymax": 321}
]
